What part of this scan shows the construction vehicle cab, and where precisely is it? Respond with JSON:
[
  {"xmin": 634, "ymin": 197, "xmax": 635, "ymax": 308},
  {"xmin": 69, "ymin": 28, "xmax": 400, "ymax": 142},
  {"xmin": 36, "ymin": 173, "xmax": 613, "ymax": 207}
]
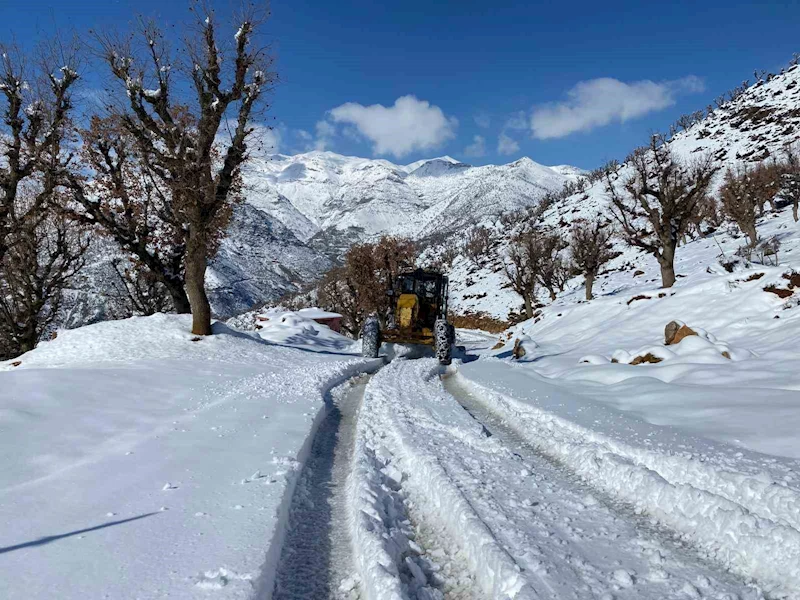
[{"xmin": 361, "ymin": 269, "xmax": 455, "ymax": 364}]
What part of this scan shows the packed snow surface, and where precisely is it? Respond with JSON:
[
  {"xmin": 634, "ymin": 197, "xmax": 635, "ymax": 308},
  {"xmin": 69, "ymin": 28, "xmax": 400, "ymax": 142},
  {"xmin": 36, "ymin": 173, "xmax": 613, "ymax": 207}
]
[
  {"xmin": 0, "ymin": 314, "xmax": 379, "ymax": 600},
  {"xmin": 349, "ymin": 357, "xmax": 765, "ymax": 599}
]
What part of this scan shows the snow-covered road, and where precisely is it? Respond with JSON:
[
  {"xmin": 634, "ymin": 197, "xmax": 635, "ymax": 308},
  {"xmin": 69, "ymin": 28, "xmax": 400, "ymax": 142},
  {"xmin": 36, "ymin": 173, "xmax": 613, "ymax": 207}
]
[
  {"xmin": 346, "ymin": 358, "xmax": 769, "ymax": 599},
  {"xmin": 3, "ymin": 316, "xmax": 795, "ymax": 599}
]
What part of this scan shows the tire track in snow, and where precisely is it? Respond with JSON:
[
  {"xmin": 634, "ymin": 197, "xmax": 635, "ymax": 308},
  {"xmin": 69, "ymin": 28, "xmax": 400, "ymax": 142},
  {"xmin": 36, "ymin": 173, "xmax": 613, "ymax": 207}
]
[
  {"xmin": 349, "ymin": 364, "xmax": 483, "ymax": 600},
  {"xmin": 356, "ymin": 358, "xmax": 761, "ymax": 599},
  {"xmin": 442, "ymin": 372, "xmax": 766, "ymax": 600},
  {"xmin": 271, "ymin": 376, "xmax": 366, "ymax": 600}
]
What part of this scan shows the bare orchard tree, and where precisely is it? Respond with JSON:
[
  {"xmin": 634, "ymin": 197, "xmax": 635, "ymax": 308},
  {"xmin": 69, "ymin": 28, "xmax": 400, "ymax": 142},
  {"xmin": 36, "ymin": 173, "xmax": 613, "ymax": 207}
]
[
  {"xmin": 317, "ymin": 266, "xmax": 360, "ymax": 337},
  {"xmin": 502, "ymin": 230, "xmax": 538, "ymax": 319},
  {"xmin": 317, "ymin": 237, "xmax": 417, "ymax": 336},
  {"xmin": 608, "ymin": 138, "xmax": 716, "ymax": 288},
  {"xmin": 570, "ymin": 218, "xmax": 614, "ymax": 300},
  {"xmin": 719, "ymin": 162, "xmax": 783, "ymax": 247},
  {"xmin": 532, "ymin": 229, "xmax": 569, "ymax": 301},
  {"xmin": 720, "ymin": 166, "xmax": 760, "ymax": 246},
  {"xmin": 109, "ymin": 257, "xmax": 175, "ymax": 317},
  {"xmin": 96, "ymin": 9, "xmax": 275, "ymax": 335},
  {"xmin": 344, "ymin": 236, "xmax": 417, "ymax": 328},
  {"xmin": 781, "ymin": 146, "xmax": 800, "ymax": 222},
  {"xmin": 65, "ymin": 115, "xmax": 190, "ymax": 313},
  {"xmin": 0, "ymin": 197, "xmax": 87, "ymax": 359},
  {"xmin": 0, "ymin": 42, "xmax": 79, "ymax": 263},
  {"xmin": 464, "ymin": 225, "xmax": 493, "ymax": 267}
]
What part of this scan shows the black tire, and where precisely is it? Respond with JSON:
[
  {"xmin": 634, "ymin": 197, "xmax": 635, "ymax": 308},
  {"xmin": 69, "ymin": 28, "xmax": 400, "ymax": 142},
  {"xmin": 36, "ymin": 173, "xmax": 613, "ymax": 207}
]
[
  {"xmin": 435, "ymin": 319, "xmax": 452, "ymax": 365},
  {"xmin": 361, "ymin": 315, "xmax": 381, "ymax": 359}
]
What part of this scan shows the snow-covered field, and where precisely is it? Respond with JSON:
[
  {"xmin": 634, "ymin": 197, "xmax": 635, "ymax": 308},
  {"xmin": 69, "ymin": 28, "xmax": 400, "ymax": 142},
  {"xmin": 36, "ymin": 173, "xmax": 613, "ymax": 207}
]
[{"xmin": 0, "ymin": 314, "xmax": 379, "ymax": 600}]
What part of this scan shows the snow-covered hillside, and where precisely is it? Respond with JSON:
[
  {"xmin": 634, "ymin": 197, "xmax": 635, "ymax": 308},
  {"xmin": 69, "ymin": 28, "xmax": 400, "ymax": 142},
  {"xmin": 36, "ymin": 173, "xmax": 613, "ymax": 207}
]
[{"xmin": 447, "ymin": 63, "xmax": 800, "ymax": 321}]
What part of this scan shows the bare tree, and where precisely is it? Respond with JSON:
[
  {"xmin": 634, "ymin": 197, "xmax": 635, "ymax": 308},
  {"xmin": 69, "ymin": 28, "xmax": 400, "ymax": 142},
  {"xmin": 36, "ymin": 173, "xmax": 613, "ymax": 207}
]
[
  {"xmin": 570, "ymin": 219, "xmax": 614, "ymax": 300},
  {"xmin": 0, "ymin": 199, "xmax": 87, "ymax": 359},
  {"xmin": 719, "ymin": 162, "xmax": 782, "ymax": 246},
  {"xmin": 318, "ymin": 236, "xmax": 417, "ymax": 336},
  {"xmin": 344, "ymin": 236, "xmax": 416, "ymax": 328},
  {"xmin": 532, "ymin": 230, "xmax": 569, "ymax": 301},
  {"xmin": 464, "ymin": 225, "xmax": 492, "ymax": 267},
  {"xmin": 502, "ymin": 230, "xmax": 538, "ymax": 319},
  {"xmin": 0, "ymin": 43, "xmax": 79, "ymax": 263},
  {"xmin": 96, "ymin": 8, "xmax": 275, "ymax": 335},
  {"xmin": 609, "ymin": 138, "xmax": 716, "ymax": 288},
  {"xmin": 317, "ymin": 266, "xmax": 360, "ymax": 337},
  {"xmin": 65, "ymin": 115, "xmax": 189, "ymax": 312},
  {"xmin": 781, "ymin": 146, "xmax": 800, "ymax": 222},
  {"xmin": 109, "ymin": 257, "xmax": 175, "ymax": 316}
]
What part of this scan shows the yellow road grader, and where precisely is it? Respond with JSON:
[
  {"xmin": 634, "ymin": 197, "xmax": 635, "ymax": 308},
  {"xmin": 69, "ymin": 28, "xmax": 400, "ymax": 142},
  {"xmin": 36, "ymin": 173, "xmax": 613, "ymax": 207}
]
[{"xmin": 361, "ymin": 269, "xmax": 455, "ymax": 364}]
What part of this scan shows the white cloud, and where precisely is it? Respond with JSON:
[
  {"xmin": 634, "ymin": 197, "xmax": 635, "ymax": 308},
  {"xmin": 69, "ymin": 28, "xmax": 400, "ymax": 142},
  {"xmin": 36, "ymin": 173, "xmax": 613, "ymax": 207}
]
[
  {"xmin": 530, "ymin": 76, "xmax": 705, "ymax": 139},
  {"xmin": 464, "ymin": 135, "xmax": 486, "ymax": 157},
  {"xmin": 497, "ymin": 132, "xmax": 519, "ymax": 155},
  {"xmin": 474, "ymin": 112, "xmax": 490, "ymax": 129},
  {"xmin": 312, "ymin": 120, "xmax": 335, "ymax": 151},
  {"xmin": 295, "ymin": 129, "xmax": 312, "ymax": 141},
  {"xmin": 328, "ymin": 95, "xmax": 457, "ymax": 158},
  {"xmin": 504, "ymin": 110, "xmax": 528, "ymax": 131}
]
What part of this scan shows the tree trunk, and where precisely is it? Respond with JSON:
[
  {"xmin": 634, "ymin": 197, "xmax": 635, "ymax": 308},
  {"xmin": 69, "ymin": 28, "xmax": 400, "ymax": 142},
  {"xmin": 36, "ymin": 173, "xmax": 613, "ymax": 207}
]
[
  {"xmin": 185, "ymin": 230, "xmax": 212, "ymax": 335},
  {"xmin": 793, "ymin": 199, "xmax": 798, "ymax": 223},
  {"xmin": 164, "ymin": 276, "xmax": 191, "ymax": 314},
  {"xmin": 744, "ymin": 222, "xmax": 759, "ymax": 247},
  {"xmin": 523, "ymin": 293, "xmax": 533, "ymax": 319},
  {"xmin": 585, "ymin": 273, "xmax": 595, "ymax": 301},
  {"xmin": 658, "ymin": 244, "xmax": 677, "ymax": 288}
]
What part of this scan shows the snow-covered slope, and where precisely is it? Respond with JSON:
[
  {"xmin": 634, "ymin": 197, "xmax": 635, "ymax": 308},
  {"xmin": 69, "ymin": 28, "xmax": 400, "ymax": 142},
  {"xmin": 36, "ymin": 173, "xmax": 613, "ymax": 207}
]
[{"xmin": 207, "ymin": 203, "xmax": 331, "ymax": 317}]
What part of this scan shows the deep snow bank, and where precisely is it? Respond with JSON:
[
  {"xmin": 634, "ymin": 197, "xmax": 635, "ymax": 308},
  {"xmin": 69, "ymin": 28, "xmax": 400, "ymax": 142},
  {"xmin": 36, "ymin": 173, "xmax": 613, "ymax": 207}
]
[{"xmin": 0, "ymin": 314, "xmax": 379, "ymax": 600}]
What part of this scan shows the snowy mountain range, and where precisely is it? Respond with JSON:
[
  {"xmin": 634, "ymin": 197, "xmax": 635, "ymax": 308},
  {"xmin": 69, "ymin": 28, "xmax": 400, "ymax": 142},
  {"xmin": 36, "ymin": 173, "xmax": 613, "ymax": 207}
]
[{"xmin": 240, "ymin": 152, "xmax": 583, "ymax": 254}]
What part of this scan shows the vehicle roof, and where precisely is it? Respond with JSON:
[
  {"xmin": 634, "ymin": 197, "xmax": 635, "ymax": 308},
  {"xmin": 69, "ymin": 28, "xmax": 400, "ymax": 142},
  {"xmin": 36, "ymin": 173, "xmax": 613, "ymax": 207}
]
[{"xmin": 398, "ymin": 268, "xmax": 446, "ymax": 278}]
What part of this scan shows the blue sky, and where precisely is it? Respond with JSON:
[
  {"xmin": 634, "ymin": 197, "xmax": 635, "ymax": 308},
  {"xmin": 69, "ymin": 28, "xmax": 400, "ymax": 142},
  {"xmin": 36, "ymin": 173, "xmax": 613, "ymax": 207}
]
[{"xmin": 2, "ymin": 0, "xmax": 798, "ymax": 168}]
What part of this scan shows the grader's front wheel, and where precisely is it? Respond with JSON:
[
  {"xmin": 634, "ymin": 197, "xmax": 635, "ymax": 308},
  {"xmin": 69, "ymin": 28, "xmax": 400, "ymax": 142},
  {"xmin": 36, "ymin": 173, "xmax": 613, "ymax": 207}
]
[
  {"xmin": 361, "ymin": 315, "xmax": 381, "ymax": 359},
  {"xmin": 435, "ymin": 319, "xmax": 452, "ymax": 365}
]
